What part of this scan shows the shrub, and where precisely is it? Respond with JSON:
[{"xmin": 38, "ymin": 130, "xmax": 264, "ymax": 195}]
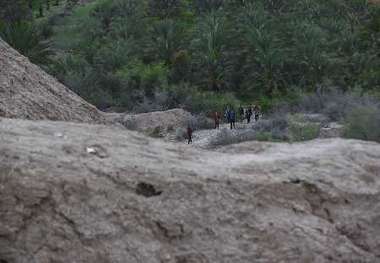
[
  {"xmin": 252, "ymin": 113, "xmax": 323, "ymax": 142},
  {"xmin": 116, "ymin": 60, "xmax": 169, "ymax": 98},
  {"xmin": 148, "ymin": 126, "xmax": 164, "ymax": 138},
  {"xmin": 132, "ymin": 94, "xmax": 167, "ymax": 113},
  {"xmin": 288, "ymin": 121, "xmax": 320, "ymax": 141},
  {"xmin": 185, "ymin": 91, "xmax": 240, "ymax": 114},
  {"xmin": 255, "ymin": 132, "xmax": 274, "ymax": 141},
  {"xmin": 296, "ymin": 90, "xmax": 325, "ymax": 113},
  {"xmin": 295, "ymin": 88, "xmax": 380, "ymax": 122},
  {"xmin": 344, "ymin": 106, "xmax": 380, "ymax": 142},
  {"xmin": 254, "ymin": 114, "xmax": 289, "ymax": 141},
  {"xmin": 164, "ymin": 84, "xmax": 241, "ymax": 113}
]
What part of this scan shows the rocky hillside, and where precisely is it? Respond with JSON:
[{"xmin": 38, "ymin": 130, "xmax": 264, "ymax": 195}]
[
  {"xmin": 1, "ymin": 117, "xmax": 379, "ymax": 263},
  {"xmin": 0, "ymin": 38, "xmax": 105, "ymax": 123}
]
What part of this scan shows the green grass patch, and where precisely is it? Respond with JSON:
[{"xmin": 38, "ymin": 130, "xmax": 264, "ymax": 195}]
[{"xmin": 289, "ymin": 122, "xmax": 320, "ymax": 141}]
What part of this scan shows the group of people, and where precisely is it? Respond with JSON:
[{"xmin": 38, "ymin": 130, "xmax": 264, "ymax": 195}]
[
  {"xmin": 238, "ymin": 105, "xmax": 261, "ymax": 124},
  {"xmin": 187, "ymin": 104, "xmax": 262, "ymax": 144},
  {"xmin": 212, "ymin": 105, "xmax": 261, "ymax": 130}
]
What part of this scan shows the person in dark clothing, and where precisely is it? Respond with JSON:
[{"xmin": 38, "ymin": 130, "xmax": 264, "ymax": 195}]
[
  {"xmin": 228, "ymin": 109, "xmax": 236, "ymax": 129},
  {"xmin": 254, "ymin": 105, "xmax": 260, "ymax": 122},
  {"xmin": 246, "ymin": 107, "xmax": 253, "ymax": 123},
  {"xmin": 213, "ymin": 111, "xmax": 220, "ymax": 129},
  {"xmin": 238, "ymin": 105, "xmax": 244, "ymax": 122},
  {"xmin": 224, "ymin": 107, "xmax": 230, "ymax": 123},
  {"xmin": 187, "ymin": 126, "xmax": 193, "ymax": 144}
]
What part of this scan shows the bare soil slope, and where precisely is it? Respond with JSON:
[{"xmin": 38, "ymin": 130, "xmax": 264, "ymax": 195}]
[
  {"xmin": 121, "ymin": 108, "xmax": 193, "ymax": 133},
  {"xmin": 1, "ymin": 117, "xmax": 379, "ymax": 263},
  {"xmin": 0, "ymin": 38, "xmax": 105, "ymax": 123}
]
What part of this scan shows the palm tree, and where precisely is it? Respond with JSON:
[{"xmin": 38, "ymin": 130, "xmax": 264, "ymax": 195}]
[
  {"xmin": 0, "ymin": 21, "xmax": 53, "ymax": 65},
  {"xmin": 242, "ymin": 3, "xmax": 285, "ymax": 96},
  {"xmin": 149, "ymin": 19, "xmax": 182, "ymax": 65},
  {"xmin": 193, "ymin": 10, "xmax": 227, "ymax": 91}
]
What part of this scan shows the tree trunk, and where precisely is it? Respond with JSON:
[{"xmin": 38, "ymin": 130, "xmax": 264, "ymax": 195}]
[{"xmin": 39, "ymin": 4, "xmax": 44, "ymax": 17}]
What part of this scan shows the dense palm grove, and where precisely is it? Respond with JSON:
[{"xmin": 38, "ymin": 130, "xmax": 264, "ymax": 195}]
[{"xmin": 1, "ymin": 0, "xmax": 379, "ymax": 112}]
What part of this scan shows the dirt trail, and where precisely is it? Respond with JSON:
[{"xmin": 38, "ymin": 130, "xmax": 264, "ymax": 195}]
[{"xmin": 191, "ymin": 120, "xmax": 256, "ymax": 148}]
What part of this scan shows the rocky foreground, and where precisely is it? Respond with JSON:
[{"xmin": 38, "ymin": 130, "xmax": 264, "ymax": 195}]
[{"xmin": 1, "ymin": 117, "xmax": 379, "ymax": 263}]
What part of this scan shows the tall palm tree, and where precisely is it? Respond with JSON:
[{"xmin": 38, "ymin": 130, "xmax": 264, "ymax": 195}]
[
  {"xmin": 149, "ymin": 19, "xmax": 182, "ymax": 65},
  {"xmin": 242, "ymin": 3, "xmax": 285, "ymax": 96},
  {"xmin": 193, "ymin": 10, "xmax": 227, "ymax": 91}
]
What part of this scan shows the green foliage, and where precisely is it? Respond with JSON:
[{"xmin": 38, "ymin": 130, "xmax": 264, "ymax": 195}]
[
  {"xmin": 344, "ymin": 105, "xmax": 380, "ymax": 142},
  {"xmin": 252, "ymin": 89, "xmax": 380, "ymax": 143},
  {"xmin": 0, "ymin": 21, "xmax": 52, "ymax": 65},
  {"xmin": 192, "ymin": 10, "xmax": 227, "ymax": 91},
  {"xmin": 46, "ymin": 0, "xmax": 380, "ymax": 110},
  {"xmin": 148, "ymin": 126, "xmax": 165, "ymax": 138},
  {"xmin": 254, "ymin": 132, "xmax": 274, "ymax": 142},
  {"xmin": 0, "ymin": 0, "xmax": 30, "ymax": 23},
  {"xmin": 289, "ymin": 122, "xmax": 320, "ymax": 142},
  {"xmin": 116, "ymin": 60, "xmax": 169, "ymax": 97},
  {"xmin": 147, "ymin": 0, "xmax": 183, "ymax": 18},
  {"xmin": 2, "ymin": 0, "xmax": 380, "ymax": 113},
  {"xmin": 165, "ymin": 83, "xmax": 240, "ymax": 113},
  {"xmin": 147, "ymin": 19, "xmax": 184, "ymax": 64}
]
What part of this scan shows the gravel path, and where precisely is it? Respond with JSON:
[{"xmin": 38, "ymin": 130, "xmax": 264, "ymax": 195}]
[{"xmin": 191, "ymin": 121, "xmax": 258, "ymax": 148}]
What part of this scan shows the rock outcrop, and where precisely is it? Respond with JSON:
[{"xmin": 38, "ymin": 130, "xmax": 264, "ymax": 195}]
[
  {"xmin": 0, "ymin": 38, "xmax": 105, "ymax": 123},
  {"xmin": 1, "ymin": 117, "xmax": 379, "ymax": 263}
]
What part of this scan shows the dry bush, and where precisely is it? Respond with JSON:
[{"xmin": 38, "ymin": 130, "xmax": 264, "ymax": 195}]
[
  {"xmin": 344, "ymin": 105, "xmax": 380, "ymax": 142},
  {"xmin": 296, "ymin": 89, "xmax": 380, "ymax": 122}
]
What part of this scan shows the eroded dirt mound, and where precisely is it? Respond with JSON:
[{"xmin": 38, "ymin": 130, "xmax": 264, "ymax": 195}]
[
  {"xmin": 0, "ymin": 38, "xmax": 105, "ymax": 123},
  {"xmin": 121, "ymin": 108, "xmax": 193, "ymax": 134},
  {"xmin": 1, "ymin": 117, "xmax": 379, "ymax": 262}
]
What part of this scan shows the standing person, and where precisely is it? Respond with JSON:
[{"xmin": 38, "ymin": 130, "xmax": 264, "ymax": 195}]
[
  {"xmin": 187, "ymin": 125, "xmax": 193, "ymax": 144},
  {"xmin": 224, "ymin": 107, "xmax": 229, "ymax": 123},
  {"xmin": 246, "ymin": 106, "xmax": 253, "ymax": 123},
  {"xmin": 238, "ymin": 105, "xmax": 244, "ymax": 122},
  {"xmin": 229, "ymin": 109, "xmax": 236, "ymax": 129},
  {"xmin": 213, "ymin": 111, "xmax": 220, "ymax": 129},
  {"xmin": 254, "ymin": 104, "xmax": 260, "ymax": 122},
  {"xmin": 225, "ymin": 106, "xmax": 231, "ymax": 124}
]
